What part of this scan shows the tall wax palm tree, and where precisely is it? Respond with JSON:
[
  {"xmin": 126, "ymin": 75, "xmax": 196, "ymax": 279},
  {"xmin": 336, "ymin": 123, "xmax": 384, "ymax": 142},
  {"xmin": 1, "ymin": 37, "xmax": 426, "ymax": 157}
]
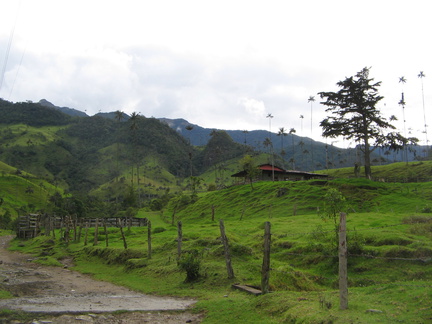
[
  {"xmin": 298, "ymin": 140, "xmax": 305, "ymax": 168},
  {"xmin": 185, "ymin": 125, "xmax": 194, "ymax": 176},
  {"xmin": 242, "ymin": 130, "xmax": 249, "ymax": 145},
  {"xmin": 289, "ymin": 128, "xmax": 296, "ymax": 169},
  {"xmin": 242, "ymin": 130, "xmax": 250, "ymax": 153},
  {"xmin": 114, "ymin": 110, "xmax": 124, "ymax": 183},
  {"xmin": 398, "ymin": 76, "xmax": 408, "ymax": 163},
  {"xmin": 299, "ymin": 115, "xmax": 304, "ymax": 134},
  {"xmin": 129, "ymin": 112, "xmax": 139, "ymax": 189},
  {"xmin": 277, "ymin": 127, "xmax": 288, "ymax": 158},
  {"xmin": 266, "ymin": 113, "xmax": 274, "ymax": 181},
  {"xmin": 308, "ymin": 96, "xmax": 315, "ymax": 170},
  {"xmin": 263, "ymin": 137, "xmax": 273, "ymax": 168},
  {"xmin": 418, "ymin": 71, "xmax": 428, "ymax": 155}
]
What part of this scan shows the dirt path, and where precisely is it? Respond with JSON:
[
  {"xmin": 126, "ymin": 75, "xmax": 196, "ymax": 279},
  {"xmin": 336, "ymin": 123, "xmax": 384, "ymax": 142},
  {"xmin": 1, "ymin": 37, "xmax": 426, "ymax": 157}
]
[{"xmin": 0, "ymin": 235, "xmax": 203, "ymax": 323}]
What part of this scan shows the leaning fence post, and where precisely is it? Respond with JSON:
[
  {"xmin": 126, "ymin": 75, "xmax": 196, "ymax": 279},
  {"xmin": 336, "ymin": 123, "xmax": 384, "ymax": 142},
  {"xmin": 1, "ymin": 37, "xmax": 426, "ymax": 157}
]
[
  {"xmin": 147, "ymin": 220, "xmax": 152, "ymax": 259},
  {"xmin": 219, "ymin": 219, "xmax": 235, "ymax": 279},
  {"xmin": 339, "ymin": 212, "xmax": 348, "ymax": 310},
  {"xmin": 261, "ymin": 221, "xmax": 271, "ymax": 294},
  {"xmin": 118, "ymin": 218, "xmax": 128, "ymax": 249}
]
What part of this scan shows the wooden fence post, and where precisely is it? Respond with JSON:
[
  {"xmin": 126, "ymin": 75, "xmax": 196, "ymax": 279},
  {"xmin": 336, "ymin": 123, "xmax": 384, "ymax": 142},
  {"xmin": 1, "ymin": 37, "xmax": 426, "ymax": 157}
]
[
  {"xmin": 118, "ymin": 218, "xmax": 128, "ymax": 249},
  {"xmin": 261, "ymin": 221, "xmax": 271, "ymax": 294},
  {"xmin": 147, "ymin": 220, "xmax": 152, "ymax": 259},
  {"xmin": 77, "ymin": 220, "xmax": 83, "ymax": 243},
  {"xmin": 51, "ymin": 216, "xmax": 56, "ymax": 239},
  {"xmin": 64, "ymin": 215, "xmax": 70, "ymax": 246},
  {"xmin": 104, "ymin": 219, "xmax": 109, "ymax": 247},
  {"xmin": 73, "ymin": 215, "xmax": 78, "ymax": 241},
  {"xmin": 219, "ymin": 219, "xmax": 235, "ymax": 279},
  {"xmin": 93, "ymin": 218, "xmax": 99, "ymax": 246},
  {"xmin": 44, "ymin": 214, "xmax": 50, "ymax": 236},
  {"xmin": 84, "ymin": 222, "xmax": 89, "ymax": 246},
  {"xmin": 339, "ymin": 212, "xmax": 348, "ymax": 310},
  {"xmin": 177, "ymin": 221, "xmax": 182, "ymax": 261}
]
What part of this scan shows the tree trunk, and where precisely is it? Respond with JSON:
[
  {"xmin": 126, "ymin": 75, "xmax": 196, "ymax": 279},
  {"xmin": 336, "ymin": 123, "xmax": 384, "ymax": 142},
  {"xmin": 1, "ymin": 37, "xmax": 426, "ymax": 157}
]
[{"xmin": 364, "ymin": 136, "xmax": 372, "ymax": 179}]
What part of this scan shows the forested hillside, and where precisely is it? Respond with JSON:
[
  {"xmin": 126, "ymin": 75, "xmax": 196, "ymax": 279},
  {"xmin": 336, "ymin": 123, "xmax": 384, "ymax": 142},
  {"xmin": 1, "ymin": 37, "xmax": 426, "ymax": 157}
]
[{"xmin": 0, "ymin": 100, "xmax": 248, "ymax": 198}]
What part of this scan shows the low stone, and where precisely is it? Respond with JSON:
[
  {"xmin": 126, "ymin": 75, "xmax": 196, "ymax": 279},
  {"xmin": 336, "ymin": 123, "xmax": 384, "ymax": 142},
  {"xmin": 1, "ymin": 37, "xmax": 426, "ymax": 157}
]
[{"xmin": 366, "ymin": 309, "xmax": 383, "ymax": 313}]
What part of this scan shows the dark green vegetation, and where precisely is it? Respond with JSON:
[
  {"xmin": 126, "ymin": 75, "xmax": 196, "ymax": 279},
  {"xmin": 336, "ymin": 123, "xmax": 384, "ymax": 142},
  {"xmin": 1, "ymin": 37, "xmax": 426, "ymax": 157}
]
[{"xmin": 0, "ymin": 99, "xmax": 250, "ymax": 219}]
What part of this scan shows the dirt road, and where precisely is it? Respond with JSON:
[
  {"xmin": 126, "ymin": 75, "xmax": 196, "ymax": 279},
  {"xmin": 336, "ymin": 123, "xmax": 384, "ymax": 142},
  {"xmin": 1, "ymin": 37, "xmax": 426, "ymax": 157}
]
[{"xmin": 0, "ymin": 235, "xmax": 203, "ymax": 323}]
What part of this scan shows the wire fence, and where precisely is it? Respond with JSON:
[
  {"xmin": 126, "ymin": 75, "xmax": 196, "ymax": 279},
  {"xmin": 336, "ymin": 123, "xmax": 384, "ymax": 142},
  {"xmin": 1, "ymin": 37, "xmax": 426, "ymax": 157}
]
[{"xmin": 264, "ymin": 219, "xmax": 432, "ymax": 293}]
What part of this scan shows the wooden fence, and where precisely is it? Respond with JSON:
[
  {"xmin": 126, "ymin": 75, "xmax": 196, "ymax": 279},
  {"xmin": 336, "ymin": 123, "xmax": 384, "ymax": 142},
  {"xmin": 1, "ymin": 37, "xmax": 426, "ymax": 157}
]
[{"xmin": 16, "ymin": 214, "xmax": 148, "ymax": 239}]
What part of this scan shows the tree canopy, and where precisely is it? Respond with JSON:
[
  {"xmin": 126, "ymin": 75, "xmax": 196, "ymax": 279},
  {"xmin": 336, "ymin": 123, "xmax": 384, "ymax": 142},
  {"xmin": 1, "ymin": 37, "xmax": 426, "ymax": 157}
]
[{"xmin": 318, "ymin": 67, "xmax": 418, "ymax": 179}]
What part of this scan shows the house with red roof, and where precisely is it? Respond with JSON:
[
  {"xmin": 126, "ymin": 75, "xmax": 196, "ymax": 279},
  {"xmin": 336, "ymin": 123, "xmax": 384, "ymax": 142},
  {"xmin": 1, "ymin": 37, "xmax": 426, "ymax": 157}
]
[{"xmin": 231, "ymin": 163, "xmax": 328, "ymax": 183}]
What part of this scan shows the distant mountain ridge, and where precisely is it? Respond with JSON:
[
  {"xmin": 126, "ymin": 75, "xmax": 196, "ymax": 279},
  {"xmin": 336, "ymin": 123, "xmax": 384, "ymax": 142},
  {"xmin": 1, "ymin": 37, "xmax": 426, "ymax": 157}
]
[
  {"xmin": 36, "ymin": 99, "xmax": 423, "ymax": 168},
  {"xmin": 38, "ymin": 99, "xmax": 88, "ymax": 117}
]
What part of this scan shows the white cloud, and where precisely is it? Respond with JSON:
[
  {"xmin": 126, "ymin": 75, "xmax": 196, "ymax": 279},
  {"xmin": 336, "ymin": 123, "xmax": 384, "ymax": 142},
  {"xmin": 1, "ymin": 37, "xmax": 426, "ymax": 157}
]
[
  {"xmin": 1, "ymin": 0, "xmax": 432, "ymax": 145},
  {"xmin": 238, "ymin": 97, "xmax": 266, "ymax": 118}
]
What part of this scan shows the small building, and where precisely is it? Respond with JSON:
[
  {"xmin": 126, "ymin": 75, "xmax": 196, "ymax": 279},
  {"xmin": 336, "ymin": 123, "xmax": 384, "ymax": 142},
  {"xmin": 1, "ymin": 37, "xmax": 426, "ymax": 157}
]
[{"xmin": 231, "ymin": 163, "xmax": 328, "ymax": 182}]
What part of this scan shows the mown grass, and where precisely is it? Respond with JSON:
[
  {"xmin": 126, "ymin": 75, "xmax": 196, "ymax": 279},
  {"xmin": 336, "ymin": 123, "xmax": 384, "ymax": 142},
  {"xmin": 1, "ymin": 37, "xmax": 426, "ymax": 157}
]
[{"xmin": 5, "ymin": 178, "xmax": 432, "ymax": 323}]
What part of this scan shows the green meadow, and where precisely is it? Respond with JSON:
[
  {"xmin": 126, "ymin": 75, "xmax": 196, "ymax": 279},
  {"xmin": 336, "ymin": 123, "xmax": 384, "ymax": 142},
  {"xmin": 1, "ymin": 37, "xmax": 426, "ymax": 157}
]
[{"xmin": 5, "ymin": 175, "xmax": 432, "ymax": 323}]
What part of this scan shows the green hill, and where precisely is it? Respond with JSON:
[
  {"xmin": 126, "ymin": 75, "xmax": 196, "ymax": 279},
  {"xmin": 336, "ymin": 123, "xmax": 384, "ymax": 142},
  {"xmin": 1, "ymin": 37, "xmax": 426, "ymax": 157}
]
[
  {"xmin": 5, "ymin": 177, "xmax": 432, "ymax": 323},
  {"xmin": 0, "ymin": 161, "xmax": 60, "ymax": 218}
]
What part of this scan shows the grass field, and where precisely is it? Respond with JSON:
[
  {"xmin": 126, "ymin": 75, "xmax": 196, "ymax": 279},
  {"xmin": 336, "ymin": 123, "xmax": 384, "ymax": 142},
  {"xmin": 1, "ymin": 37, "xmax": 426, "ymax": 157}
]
[{"xmin": 5, "ymin": 177, "xmax": 432, "ymax": 323}]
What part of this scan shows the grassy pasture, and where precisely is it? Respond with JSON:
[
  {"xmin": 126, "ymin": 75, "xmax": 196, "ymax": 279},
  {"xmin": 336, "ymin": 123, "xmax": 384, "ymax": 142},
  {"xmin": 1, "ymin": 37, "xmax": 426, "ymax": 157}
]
[{"xmin": 5, "ymin": 178, "xmax": 432, "ymax": 323}]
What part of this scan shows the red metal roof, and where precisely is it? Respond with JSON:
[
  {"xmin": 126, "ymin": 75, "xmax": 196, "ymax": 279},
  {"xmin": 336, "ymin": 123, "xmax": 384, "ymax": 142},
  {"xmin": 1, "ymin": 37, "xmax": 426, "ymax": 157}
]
[{"xmin": 259, "ymin": 164, "xmax": 285, "ymax": 172}]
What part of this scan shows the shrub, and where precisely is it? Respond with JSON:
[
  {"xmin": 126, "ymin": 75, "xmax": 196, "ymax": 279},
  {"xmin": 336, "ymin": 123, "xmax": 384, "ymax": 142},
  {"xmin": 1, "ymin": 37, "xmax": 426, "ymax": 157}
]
[
  {"xmin": 152, "ymin": 227, "xmax": 166, "ymax": 234},
  {"xmin": 178, "ymin": 250, "xmax": 201, "ymax": 282},
  {"xmin": 421, "ymin": 205, "xmax": 432, "ymax": 213},
  {"xmin": 207, "ymin": 183, "xmax": 216, "ymax": 191}
]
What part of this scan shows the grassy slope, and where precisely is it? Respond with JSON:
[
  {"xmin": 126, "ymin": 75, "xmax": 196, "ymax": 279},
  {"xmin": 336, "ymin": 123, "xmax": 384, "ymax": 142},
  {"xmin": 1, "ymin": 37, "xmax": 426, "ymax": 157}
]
[
  {"xmin": 0, "ymin": 124, "xmax": 64, "ymax": 147},
  {"xmin": 0, "ymin": 161, "xmax": 59, "ymax": 215},
  {"xmin": 319, "ymin": 160, "xmax": 432, "ymax": 182},
  {"xmin": 6, "ymin": 174, "xmax": 432, "ymax": 323}
]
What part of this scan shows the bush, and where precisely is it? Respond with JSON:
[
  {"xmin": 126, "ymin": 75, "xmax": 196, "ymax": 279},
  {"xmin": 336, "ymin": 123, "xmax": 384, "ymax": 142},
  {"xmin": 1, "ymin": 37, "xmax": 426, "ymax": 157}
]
[
  {"xmin": 421, "ymin": 205, "xmax": 432, "ymax": 213},
  {"xmin": 207, "ymin": 183, "xmax": 216, "ymax": 191},
  {"xmin": 178, "ymin": 250, "xmax": 201, "ymax": 282},
  {"xmin": 152, "ymin": 227, "xmax": 166, "ymax": 234}
]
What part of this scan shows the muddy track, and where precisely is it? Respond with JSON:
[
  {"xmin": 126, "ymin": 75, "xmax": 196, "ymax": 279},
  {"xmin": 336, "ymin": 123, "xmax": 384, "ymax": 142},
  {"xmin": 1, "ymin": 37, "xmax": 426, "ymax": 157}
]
[{"xmin": 0, "ymin": 235, "xmax": 202, "ymax": 323}]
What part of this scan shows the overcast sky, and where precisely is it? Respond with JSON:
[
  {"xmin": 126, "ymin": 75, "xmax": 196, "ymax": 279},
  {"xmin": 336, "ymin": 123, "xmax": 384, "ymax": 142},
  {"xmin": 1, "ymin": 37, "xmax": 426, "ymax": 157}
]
[{"xmin": 1, "ymin": 0, "xmax": 431, "ymax": 147}]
